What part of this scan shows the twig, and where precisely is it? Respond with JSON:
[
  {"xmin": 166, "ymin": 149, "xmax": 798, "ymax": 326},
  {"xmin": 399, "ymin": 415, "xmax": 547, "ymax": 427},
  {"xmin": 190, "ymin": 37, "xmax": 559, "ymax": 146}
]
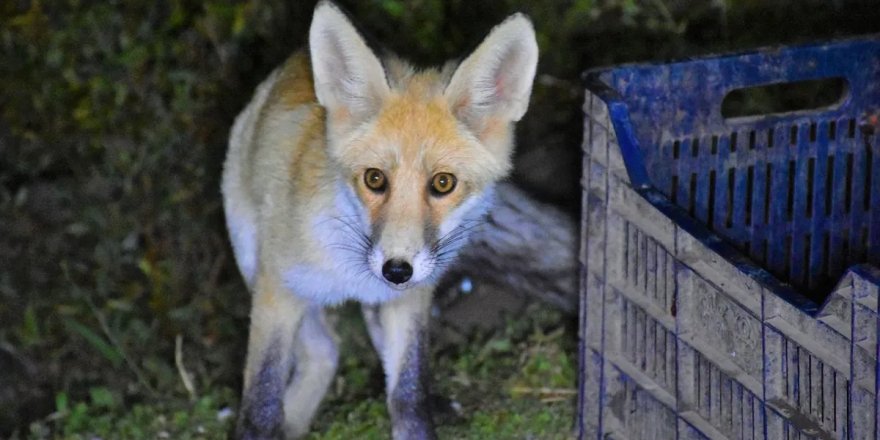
[
  {"xmin": 532, "ymin": 327, "xmax": 565, "ymax": 343},
  {"xmin": 540, "ymin": 396, "xmax": 570, "ymax": 403},
  {"xmin": 175, "ymin": 334, "xmax": 197, "ymax": 401},
  {"xmin": 84, "ymin": 291, "xmax": 156, "ymax": 396},
  {"xmin": 510, "ymin": 386, "xmax": 577, "ymax": 396},
  {"xmin": 203, "ymin": 247, "xmax": 227, "ymax": 293},
  {"xmin": 63, "ymin": 264, "xmax": 157, "ymax": 396}
]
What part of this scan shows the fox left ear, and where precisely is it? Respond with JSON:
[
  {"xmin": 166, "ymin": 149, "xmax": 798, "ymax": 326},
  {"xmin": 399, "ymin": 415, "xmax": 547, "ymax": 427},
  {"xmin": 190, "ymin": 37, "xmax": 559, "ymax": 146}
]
[
  {"xmin": 445, "ymin": 14, "xmax": 538, "ymax": 133},
  {"xmin": 309, "ymin": 1, "xmax": 390, "ymax": 127}
]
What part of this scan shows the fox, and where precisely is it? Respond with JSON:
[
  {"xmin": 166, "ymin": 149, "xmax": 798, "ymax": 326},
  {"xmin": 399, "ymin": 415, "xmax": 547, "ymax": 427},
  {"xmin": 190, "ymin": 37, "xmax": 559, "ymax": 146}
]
[{"xmin": 221, "ymin": 2, "xmax": 538, "ymax": 438}]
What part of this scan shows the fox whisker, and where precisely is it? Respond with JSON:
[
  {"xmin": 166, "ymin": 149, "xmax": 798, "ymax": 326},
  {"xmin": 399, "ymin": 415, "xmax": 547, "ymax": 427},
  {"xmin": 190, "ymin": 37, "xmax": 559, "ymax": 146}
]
[{"xmin": 429, "ymin": 217, "xmax": 486, "ymax": 270}]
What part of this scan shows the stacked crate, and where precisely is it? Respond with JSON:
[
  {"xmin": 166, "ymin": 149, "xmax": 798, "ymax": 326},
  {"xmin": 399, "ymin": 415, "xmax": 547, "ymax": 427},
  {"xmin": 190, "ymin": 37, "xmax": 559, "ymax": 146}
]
[{"xmin": 579, "ymin": 39, "xmax": 880, "ymax": 439}]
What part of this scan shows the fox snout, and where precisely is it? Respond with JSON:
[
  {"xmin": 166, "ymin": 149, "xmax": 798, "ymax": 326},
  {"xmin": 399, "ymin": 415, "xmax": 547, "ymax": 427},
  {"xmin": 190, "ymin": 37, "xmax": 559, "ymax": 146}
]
[
  {"xmin": 369, "ymin": 237, "xmax": 444, "ymax": 288},
  {"xmin": 369, "ymin": 247, "xmax": 423, "ymax": 287},
  {"xmin": 365, "ymin": 199, "xmax": 484, "ymax": 288},
  {"xmin": 368, "ymin": 218, "xmax": 432, "ymax": 287}
]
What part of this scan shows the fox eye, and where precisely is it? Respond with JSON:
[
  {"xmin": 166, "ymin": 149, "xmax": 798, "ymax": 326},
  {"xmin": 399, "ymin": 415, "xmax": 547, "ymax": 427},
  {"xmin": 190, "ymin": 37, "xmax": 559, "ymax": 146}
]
[
  {"xmin": 430, "ymin": 173, "xmax": 457, "ymax": 196},
  {"xmin": 364, "ymin": 168, "xmax": 387, "ymax": 192}
]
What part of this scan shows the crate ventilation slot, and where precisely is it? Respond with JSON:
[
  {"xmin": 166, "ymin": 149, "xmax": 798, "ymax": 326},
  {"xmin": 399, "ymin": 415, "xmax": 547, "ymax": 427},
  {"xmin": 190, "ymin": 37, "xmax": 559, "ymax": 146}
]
[{"xmin": 655, "ymin": 118, "xmax": 876, "ymax": 296}]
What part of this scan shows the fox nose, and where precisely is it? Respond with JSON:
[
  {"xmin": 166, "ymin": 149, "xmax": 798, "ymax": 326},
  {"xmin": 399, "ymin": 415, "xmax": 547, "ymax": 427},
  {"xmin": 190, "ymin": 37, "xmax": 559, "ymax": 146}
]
[{"xmin": 382, "ymin": 259, "xmax": 413, "ymax": 284}]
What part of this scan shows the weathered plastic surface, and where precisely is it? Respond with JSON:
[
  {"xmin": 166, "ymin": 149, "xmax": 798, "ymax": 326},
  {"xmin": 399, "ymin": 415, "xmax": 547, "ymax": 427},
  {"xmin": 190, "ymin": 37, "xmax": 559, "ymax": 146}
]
[{"xmin": 578, "ymin": 38, "xmax": 880, "ymax": 440}]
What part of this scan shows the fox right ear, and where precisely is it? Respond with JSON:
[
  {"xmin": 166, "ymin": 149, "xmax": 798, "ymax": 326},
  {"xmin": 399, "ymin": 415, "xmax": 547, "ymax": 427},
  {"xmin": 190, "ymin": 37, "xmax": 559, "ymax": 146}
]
[
  {"xmin": 444, "ymin": 14, "xmax": 538, "ymax": 134},
  {"xmin": 309, "ymin": 1, "xmax": 390, "ymax": 126}
]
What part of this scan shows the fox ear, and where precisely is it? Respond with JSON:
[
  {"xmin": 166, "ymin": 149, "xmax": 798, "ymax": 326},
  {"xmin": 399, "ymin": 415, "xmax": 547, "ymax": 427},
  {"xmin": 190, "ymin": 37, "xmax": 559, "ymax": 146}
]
[
  {"xmin": 309, "ymin": 1, "xmax": 389, "ymax": 124},
  {"xmin": 445, "ymin": 14, "xmax": 538, "ymax": 130}
]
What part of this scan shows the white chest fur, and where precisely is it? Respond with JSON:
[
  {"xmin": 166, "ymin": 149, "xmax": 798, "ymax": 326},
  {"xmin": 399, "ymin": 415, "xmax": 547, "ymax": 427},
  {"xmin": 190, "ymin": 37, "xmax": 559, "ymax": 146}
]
[
  {"xmin": 282, "ymin": 180, "xmax": 405, "ymax": 305},
  {"xmin": 282, "ymin": 263, "xmax": 403, "ymax": 305}
]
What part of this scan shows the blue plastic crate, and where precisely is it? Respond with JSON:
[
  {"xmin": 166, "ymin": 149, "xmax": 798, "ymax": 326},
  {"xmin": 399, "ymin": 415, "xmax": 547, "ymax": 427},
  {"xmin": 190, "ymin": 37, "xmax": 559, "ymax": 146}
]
[{"xmin": 579, "ymin": 38, "xmax": 880, "ymax": 440}]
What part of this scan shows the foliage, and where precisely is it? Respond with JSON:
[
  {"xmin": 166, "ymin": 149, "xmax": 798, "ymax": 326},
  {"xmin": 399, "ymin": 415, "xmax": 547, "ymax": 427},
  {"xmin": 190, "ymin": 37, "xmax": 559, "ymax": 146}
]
[
  {"xmin": 26, "ymin": 387, "xmax": 236, "ymax": 440},
  {"xmin": 1, "ymin": 0, "xmax": 879, "ymax": 437},
  {"xmin": 21, "ymin": 304, "xmax": 574, "ymax": 439}
]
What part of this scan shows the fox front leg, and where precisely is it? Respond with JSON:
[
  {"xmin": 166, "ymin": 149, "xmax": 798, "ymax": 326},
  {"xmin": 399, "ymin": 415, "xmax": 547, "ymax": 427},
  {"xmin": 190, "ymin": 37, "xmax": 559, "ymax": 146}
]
[
  {"xmin": 376, "ymin": 288, "xmax": 437, "ymax": 440},
  {"xmin": 236, "ymin": 276, "xmax": 306, "ymax": 440},
  {"xmin": 282, "ymin": 306, "xmax": 338, "ymax": 438}
]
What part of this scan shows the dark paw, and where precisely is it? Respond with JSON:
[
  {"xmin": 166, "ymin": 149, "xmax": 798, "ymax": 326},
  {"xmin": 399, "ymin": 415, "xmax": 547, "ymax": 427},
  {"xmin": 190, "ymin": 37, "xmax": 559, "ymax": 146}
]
[
  {"xmin": 235, "ymin": 397, "xmax": 283, "ymax": 440},
  {"xmin": 392, "ymin": 420, "xmax": 438, "ymax": 440}
]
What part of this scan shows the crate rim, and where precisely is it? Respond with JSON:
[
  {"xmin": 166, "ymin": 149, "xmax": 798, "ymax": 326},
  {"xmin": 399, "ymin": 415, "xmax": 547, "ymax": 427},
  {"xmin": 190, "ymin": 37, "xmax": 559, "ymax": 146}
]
[{"xmin": 579, "ymin": 33, "xmax": 880, "ymax": 84}]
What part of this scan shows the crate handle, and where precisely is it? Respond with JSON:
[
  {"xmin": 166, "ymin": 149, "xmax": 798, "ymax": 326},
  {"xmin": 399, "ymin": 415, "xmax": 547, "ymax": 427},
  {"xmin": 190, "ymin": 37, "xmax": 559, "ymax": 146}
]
[
  {"xmin": 587, "ymin": 78, "xmax": 652, "ymax": 189},
  {"xmin": 720, "ymin": 77, "xmax": 850, "ymax": 120}
]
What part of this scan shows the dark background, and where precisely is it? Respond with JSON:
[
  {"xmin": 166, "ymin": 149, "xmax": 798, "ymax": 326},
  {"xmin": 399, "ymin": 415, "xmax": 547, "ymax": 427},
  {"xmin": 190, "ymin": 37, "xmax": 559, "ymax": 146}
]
[{"xmin": 2, "ymin": 0, "xmax": 879, "ymax": 436}]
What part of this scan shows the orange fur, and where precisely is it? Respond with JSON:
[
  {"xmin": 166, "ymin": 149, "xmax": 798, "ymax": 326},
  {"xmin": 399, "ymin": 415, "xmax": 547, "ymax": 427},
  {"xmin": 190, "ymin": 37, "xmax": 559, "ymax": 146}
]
[
  {"xmin": 272, "ymin": 51, "xmax": 316, "ymax": 110},
  {"xmin": 331, "ymin": 70, "xmax": 511, "ymax": 232}
]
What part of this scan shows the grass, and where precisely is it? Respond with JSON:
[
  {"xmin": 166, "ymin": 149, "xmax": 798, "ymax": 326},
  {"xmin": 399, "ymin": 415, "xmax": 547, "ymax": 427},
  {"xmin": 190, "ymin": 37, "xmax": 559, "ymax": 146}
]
[
  {"xmin": 25, "ymin": 389, "xmax": 237, "ymax": 440},
  {"xmin": 20, "ymin": 304, "xmax": 575, "ymax": 439}
]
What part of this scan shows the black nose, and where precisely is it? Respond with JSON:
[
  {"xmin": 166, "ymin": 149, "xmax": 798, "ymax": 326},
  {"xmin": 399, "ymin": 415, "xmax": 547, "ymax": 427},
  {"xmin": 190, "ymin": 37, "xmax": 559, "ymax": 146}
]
[{"xmin": 382, "ymin": 259, "xmax": 413, "ymax": 284}]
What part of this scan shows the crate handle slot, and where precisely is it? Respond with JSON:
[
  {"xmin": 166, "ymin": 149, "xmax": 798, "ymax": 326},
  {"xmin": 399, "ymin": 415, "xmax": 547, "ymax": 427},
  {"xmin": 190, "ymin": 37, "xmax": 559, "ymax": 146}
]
[{"xmin": 721, "ymin": 77, "xmax": 849, "ymax": 120}]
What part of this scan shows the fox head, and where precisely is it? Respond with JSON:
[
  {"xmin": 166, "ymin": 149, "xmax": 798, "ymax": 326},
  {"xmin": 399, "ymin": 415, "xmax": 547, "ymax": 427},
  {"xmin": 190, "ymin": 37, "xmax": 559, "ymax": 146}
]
[{"xmin": 309, "ymin": 2, "xmax": 538, "ymax": 289}]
